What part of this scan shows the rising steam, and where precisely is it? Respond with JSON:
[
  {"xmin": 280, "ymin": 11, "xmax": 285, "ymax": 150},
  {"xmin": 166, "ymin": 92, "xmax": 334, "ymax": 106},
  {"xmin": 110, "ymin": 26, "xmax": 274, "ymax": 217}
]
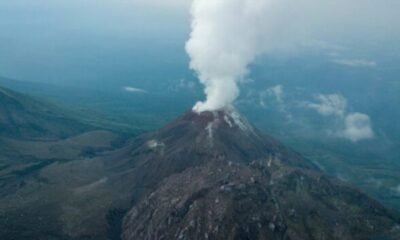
[
  {"xmin": 186, "ymin": 0, "xmax": 397, "ymax": 113},
  {"xmin": 186, "ymin": 0, "xmax": 271, "ymax": 112}
]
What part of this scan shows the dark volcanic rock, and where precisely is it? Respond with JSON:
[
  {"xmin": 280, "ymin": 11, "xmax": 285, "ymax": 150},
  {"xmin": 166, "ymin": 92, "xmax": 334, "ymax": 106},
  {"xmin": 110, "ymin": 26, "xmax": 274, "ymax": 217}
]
[
  {"xmin": 4, "ymin": 106, "xmax": 397, "ymax": 240},
  {"xmin": 121, "ymin": 110, "xmax": 400, "ymax": 240},
  {"xmin": 112, "ymin": 110, "xmax": 315, "ymax": 190}
]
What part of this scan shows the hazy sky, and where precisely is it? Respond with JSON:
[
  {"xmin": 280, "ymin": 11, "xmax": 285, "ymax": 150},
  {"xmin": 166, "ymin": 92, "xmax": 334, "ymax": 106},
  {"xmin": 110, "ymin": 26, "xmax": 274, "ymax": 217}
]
[
  {"xmin": 0, "ymin": 0, "xmax": 399, "ymax": 87},
  {"xmin": 0, "ymin": 0, "xmax": 191, "ymax": 86}
]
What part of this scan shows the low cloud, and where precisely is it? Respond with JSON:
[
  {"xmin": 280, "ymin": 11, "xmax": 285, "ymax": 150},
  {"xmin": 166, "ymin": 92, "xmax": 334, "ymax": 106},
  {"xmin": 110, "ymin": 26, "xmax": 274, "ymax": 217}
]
[
  {"xmin": 306, "ymin": 94, "xmax": 347, "ymax": 117},
  {"xmin": 258, "ymin": 85, "xmax": 292, "ymax": 121},
  {"xmin": 268, "ymin": 85, "xmax": 284, "ymax": 103},
  {"xmin": 260, "ymin": 85, "xmax": 284, "ymax": 107},
  {"xmin": 391, "ymin": 185, "xmax": 400, "ymax": 197},
  {"xmin": 366, "ymin": 178, "xmax": 384, "ymax": 188},
  {"xmin": 123, "ymin": 86, "xmax": 148, "ymax": 93},
  {"xmin": 338, "ymin": 112, "xmax": 374, "ymax": 142},
  {"xmin": 169, "ymin": 78, "xmax": 197, "ymax": 92},
  {"xmin": 177, "ymin": 78, "xmax": 196, "ymax": 90},
  {"xmin": 332, "ymin": 59, "xmax": 377, "ymax": 68},
  {"xmin": 307, "ymin": 93, "xmax": 374, "ymax": 142}
]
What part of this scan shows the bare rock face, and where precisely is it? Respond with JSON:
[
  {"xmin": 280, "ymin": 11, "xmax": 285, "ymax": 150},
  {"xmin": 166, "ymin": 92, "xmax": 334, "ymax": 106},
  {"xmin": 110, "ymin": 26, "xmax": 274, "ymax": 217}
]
[{"xmin": 121, "ymin": 110, "xmax": 400, "ymax": 240}]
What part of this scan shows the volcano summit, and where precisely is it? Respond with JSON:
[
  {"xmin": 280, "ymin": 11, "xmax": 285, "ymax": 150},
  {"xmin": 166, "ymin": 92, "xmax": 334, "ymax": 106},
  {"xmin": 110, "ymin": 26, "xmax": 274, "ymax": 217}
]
[
  {"xmin": 120, "ymin": 110, "xmax": 400, "ymax": 240},
  {"xmin": 1, "ymin": 106, "xmax": 399, "ymax": 240}
]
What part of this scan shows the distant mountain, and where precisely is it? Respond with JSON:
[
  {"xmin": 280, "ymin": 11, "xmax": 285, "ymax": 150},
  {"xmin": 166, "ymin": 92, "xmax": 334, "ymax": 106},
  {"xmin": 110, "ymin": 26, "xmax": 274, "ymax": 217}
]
[
  {"xmin": 0, "ymin": 76, "xmax": 184, "ymax": 134},
  {"xmin": 0, "ymin": 86, "xmax": 91, "ymax": 140}
]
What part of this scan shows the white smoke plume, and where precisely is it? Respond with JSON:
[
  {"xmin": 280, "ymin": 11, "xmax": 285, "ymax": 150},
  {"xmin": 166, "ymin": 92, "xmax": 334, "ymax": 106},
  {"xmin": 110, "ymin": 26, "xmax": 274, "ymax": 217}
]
[
  {"xmin": 186, "ymin": 0, "xmax": 271, "ymax": 112},
  {"xmin": 185, "ymin": 0, "xmax": 399, "ymax": 113}
]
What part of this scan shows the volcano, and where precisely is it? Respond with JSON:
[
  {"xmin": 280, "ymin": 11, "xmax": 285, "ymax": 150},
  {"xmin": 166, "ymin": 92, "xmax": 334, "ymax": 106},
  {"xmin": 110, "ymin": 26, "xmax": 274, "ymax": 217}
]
[
  {"xmin": 2, "ymin": 107, "xmax": 399, "ymax": 240},
  {"xmin": 120, "ymin": 110, "xmax": 400, "ymax": 240}
]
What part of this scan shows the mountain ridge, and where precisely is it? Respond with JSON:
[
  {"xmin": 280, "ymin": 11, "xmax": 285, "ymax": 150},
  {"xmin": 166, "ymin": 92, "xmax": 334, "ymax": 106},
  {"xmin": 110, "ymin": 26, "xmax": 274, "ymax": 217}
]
[
  {"xmin": 0, "ymin": 105, "xmax": 399, "ymax": 240},
  {"xmin": 0, "ymin": 85, "xmax": 92, "ymax": 140},
  {"xmin": 120, "ymin": 109, "xmax": 400, "ymax": 240}
]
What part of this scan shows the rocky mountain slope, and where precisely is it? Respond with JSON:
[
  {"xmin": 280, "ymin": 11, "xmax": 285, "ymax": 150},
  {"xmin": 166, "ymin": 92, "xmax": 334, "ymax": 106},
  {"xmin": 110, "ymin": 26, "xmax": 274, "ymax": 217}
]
[
  {"xmin": 121, "ymin": 110, "xmax": 400, "ymax": 240},
  {"xmin": 1, "ymin": 98, "xmax": 399, "ymax": 240}
]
